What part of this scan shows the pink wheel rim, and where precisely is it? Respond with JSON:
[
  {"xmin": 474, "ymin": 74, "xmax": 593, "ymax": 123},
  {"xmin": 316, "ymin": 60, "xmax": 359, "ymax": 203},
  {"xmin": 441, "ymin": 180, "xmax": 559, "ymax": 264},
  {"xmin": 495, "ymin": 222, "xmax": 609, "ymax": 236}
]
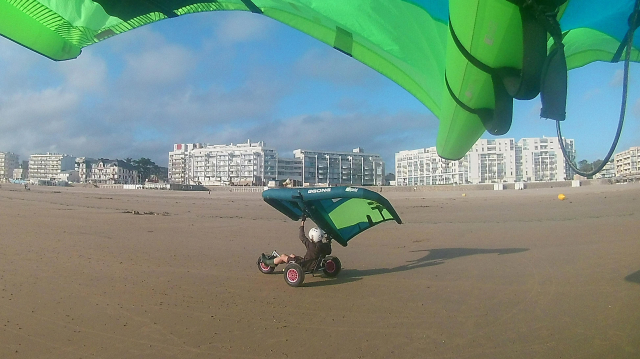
[
  {"xmin": 260, "ymin": 262, "xmax": 270, "ymax": 271},
  {"xmin": 287, "ymin": 268, "xmax": 299, "ymax": 282},
  {"xmin": 325, "ymin": 260, "xmax": 335, "ymax": 273}
]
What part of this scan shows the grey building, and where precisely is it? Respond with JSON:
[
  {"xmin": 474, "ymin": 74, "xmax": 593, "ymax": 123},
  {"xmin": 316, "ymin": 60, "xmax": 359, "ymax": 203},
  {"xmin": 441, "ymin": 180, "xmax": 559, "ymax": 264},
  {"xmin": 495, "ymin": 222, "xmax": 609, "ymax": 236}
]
[
  {"xmin": 293, "ymin": 148, "xmax": 385, "ymax": 186},
  {"xmin": 0, "ymin": 152, "xmax": 20, "ymax": 181},
  {"xmin": 29, "ymin": 153, "xmax": 76, "ymax": 182},
  {"xmin": 169, "ymin": 141, "xmax": 277, "ymax": 186}
]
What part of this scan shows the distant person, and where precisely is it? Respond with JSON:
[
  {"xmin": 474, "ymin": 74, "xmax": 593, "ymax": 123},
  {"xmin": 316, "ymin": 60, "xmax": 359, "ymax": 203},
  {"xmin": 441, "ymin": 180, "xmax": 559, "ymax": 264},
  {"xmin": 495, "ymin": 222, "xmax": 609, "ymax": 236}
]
[{"xmin": 262, "ymin": 217, "xmax": 332, "ymax": 270}]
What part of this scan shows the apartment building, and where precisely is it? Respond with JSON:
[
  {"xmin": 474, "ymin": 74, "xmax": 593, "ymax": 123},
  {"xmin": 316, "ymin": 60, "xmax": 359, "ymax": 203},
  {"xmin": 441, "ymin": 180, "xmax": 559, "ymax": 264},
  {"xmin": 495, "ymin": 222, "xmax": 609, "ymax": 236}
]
[
  {"xmin": 293, "ymin": 148, "xmax": 385, "ymax": 186},
  {"xmin": 28, "ymin": 153, "xmax": 76, "ymax": 182},
  {"xmin": 468, "ymin": 139, "xmax": 517, "ymax": 183},
  {"xmin": 275, "ymin": 157, "xmax": 303, "ymax": 184},
  {"xmin": 168, "ymin": 143, "xmax": 192, "ymax": 184},
  {"xmin": 517, "ymin": 137, "xmax": 575, "ymax": 182},
  {"xmin": 14, "ymin": 160, "xmax": 29, "ymax": 180},
  {"xmin": 594, "ymin": 160, "xmax": 616, "ymax": 179},
  {"xmin": 615, "ymin": 146, "xmax": 640, "ymax": 180},
  {"xmin": 169, "ymin": 141, "xmax": 277, "ymax": 186},
  {"xmin": 395, "ymin": 137, "xmax": 575, "ymax": 185},
  {"xmin": 75, "ymin": 157, "xmax": 98, "ymax": 183},
  {"xmin": 0, "ymin": 152, "xmax": 20, "ymax": 181},
  {"xmin": 395, "ymin": 147, "xmax": 468, "ymax": 186},
  {"xmin": 168, "ymin": 142, "xmax": 384, "ymax": 187},
  {"xmin": 90, "ymin": 159, "xmax": 138, "ymax": 184}
]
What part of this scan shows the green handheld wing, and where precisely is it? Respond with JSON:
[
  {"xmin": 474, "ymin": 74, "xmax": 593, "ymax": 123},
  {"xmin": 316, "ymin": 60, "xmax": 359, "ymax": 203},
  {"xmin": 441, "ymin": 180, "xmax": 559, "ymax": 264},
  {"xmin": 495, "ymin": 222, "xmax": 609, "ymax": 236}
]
[{"xmin": 263, "ymin": 186, "xmax": 402, "ymax": 247}]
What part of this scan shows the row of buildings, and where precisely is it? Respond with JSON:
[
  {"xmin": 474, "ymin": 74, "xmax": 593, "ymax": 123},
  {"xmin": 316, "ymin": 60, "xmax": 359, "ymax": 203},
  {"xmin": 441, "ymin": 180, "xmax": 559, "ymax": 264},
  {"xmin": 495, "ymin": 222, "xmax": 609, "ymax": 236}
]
[
  {"xmin": 395, "ymin": 137, "xmax": 640, "ymax": 185},
  {"xmin": 396, "ymin": 137, "xmax": 575, "ymax": 185},
  {"xmin": 168, "ymin": 141, "xmax": 386, "ymax": 187},
  {"xmin": 0, "ymin": 153, "xmax": 138, "ymax": 185},
  {"xmin": 2, "ymin": 138, "xmax": 640, "ymax": 187},
  {"xmin": 166, "ymin": 138, "xmax": 640, "ymax": 187}
]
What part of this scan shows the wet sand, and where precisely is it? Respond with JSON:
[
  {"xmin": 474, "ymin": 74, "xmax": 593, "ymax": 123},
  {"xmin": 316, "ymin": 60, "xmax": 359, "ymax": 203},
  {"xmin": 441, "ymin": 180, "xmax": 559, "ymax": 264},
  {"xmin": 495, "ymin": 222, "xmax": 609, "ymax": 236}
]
[{"xmin": 1, "ymin": 183, "xmax": 639, "ymax": 358}]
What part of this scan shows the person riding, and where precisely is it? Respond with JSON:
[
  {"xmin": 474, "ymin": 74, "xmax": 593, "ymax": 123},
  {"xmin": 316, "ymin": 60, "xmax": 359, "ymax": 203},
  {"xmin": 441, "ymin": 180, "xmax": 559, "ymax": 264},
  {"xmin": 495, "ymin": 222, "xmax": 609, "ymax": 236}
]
[{"xmin": 262, "ymin": 216, "xmax": 331, "ymax": 270}]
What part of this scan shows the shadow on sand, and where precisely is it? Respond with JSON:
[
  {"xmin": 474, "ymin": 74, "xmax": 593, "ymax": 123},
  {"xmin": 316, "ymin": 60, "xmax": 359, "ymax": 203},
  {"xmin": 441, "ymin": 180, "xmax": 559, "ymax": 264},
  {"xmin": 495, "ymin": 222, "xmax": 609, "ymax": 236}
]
[
  {"xmin": 624, "ymin": 270, "xmax": 640, "ymax": 284},
  {"xmin": 304, "ymin": 247, "xmax": 529, "ymax": 287}
]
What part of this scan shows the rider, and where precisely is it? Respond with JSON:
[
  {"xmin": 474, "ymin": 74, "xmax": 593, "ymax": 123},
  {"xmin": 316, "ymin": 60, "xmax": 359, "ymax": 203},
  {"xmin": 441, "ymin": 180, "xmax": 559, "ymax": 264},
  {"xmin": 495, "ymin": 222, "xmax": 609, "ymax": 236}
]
[{"xmin": 262, "ymin": 216, "xmax": 331, "ymax": 270}]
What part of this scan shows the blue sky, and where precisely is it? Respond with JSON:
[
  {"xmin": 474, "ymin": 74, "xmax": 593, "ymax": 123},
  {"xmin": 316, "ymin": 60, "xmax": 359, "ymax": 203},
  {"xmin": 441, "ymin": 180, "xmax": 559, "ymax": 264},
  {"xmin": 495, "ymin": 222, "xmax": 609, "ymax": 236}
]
[{"xmin": 0, "ymin": 11, "xmax": 638, "ymax": 172}]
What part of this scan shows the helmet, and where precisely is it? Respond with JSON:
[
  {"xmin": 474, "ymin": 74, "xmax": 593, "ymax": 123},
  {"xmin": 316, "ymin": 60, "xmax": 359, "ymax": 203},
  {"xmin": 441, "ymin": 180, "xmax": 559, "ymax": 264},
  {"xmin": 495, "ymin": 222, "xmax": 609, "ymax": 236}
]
[{"xmin": 309, "ymin": 227, "xmax": 325, "ymax": 242}]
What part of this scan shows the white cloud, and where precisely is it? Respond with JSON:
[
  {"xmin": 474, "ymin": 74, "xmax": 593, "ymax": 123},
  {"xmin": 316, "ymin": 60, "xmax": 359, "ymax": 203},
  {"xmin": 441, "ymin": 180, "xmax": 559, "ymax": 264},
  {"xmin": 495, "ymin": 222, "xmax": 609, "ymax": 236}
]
[
  {"xmin": 57, "ymin": 52, "xmax": 108, "ymax": 93},
  {"xmin": 214, "ymin": 12, "xmax": 275, "ymax": 45},
  {"xmin": 610, "ymin": 68, "xmax": 634, "ymax": 88},
  {"xmin": 0, "ymin": 89, "xmax": 78, "ymax": 129},
  {"xmin": 121, "ymin": 44, "xmax": 197, "ymax": 87},
  {"xmin": 96, "ymin": 64, "xmax": 284, "ymax": 135},
  {"xmin": 582, "ymin": 88, "xmax": 601, "ymax": 101},
  {"xmin": 98, "ymin": 26, "xmax": 168, "ymax": 55},
  {"xmin": 525, "ymin": 100, "xmax": 542, "ymax": 119},
  {"xmin": 0, "ymin": 38, "xmax": 56, "ymax": 93},
  {"xmin": 294, "ymin": 47, "xmax": 381, "ymax": 87},
  {"xmin": 234, "ymin": 110, "xmax": 439, "ymax": 165},
  {"xmin": 609, "ymin": 69, "xmax": 624, "ymax": 87},
  {"xmin": 0, "ymin": 88, "xmax": 81, "ymax": 157},
  {"xmin": 0, "ymin": 38, "xmax": 42, "ymax": 72}
]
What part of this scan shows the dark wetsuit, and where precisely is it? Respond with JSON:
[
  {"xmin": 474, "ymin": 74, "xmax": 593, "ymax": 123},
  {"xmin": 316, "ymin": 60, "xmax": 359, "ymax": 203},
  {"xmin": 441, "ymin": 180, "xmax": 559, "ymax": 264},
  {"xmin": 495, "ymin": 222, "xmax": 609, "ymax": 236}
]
[{"xmin": 297, "ymin": 225, "xmax": 332, "ymax": 271}]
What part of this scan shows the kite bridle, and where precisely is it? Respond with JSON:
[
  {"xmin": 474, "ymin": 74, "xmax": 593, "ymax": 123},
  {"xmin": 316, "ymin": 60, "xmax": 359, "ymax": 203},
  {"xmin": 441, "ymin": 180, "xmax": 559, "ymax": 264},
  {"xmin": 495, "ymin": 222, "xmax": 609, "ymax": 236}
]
[{"xmin": 555, "ymin": 0, "xmax": 640, "ymax": 177}]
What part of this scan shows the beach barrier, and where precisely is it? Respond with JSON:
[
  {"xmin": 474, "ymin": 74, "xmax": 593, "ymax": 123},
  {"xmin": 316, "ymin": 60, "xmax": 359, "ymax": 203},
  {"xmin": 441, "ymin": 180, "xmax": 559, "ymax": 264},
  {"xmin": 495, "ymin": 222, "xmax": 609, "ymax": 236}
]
[{"xmin": 230, "ymin": 187, "xmax": 266, "ymax": 193}]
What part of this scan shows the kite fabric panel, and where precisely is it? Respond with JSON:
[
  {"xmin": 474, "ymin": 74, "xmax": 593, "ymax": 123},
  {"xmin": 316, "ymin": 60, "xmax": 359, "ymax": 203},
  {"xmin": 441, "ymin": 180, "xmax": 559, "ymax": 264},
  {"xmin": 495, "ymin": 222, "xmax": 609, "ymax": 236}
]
[
  {"xmin": 262, "ymin": 186, "xmax": 402, "ymax": 247},
  {"xmin": 1, "ymin": 0, "xmax": 639, "ymax": 160}
]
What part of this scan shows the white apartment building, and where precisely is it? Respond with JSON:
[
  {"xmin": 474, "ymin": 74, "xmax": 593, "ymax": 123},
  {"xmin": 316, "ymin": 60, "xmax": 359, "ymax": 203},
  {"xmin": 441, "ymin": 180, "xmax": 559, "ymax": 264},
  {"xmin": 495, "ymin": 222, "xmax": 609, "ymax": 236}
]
[
  {"xmin": 468, "ymin": 139, "xmax": 517, "ymax": 183},
  {"xmin": 293, "ymin": 148, "xmax": 385, "ymax": 186},
  {"xmin": 594, "ymin": 160, "xmax": 616, "ymax": 179},
  {"xmin": 169, "ymin": 141, "xmax": 277, "ymax": 186},
  {"xmin": 395, "ymin": 147, "xmax": 468, "ymax": 186},
  {"xmin": 12, "ymin": 160, "xmax": 28, "ymax": 180},
  {"xmin": 517, "ymin": 137, "xmax": 575, "ymax": 182},
  {"xmin": 29, "ymin": 153, "xmax": 76, "ymax": 182},
  {"xmin": 168, "ymin": 142, "xmax": 385, "ymax": 187},
  {"xmin": 275, "ymin": 157, "xmax": 303, "ymax": 184},
  {"xmin": 13, "ymin": 168, "xmax": 24, "ymax": 180},
  {"xmin": 90, "ymin": 159, "xmax": 138, "ymax": 184},
  {"xmin": 168, "ymin": 143, "xmax": 191, "ymax": 185},
  {"xmin": 75, "ymin": 157, "xmax": 97, "ymax": 183},
  {"xmin": 615, "ymin": 146, "xmax": 640, "ymax": 180},
  {"xmin": 395, "ymin": 137, "xmax": 575, "ymax": 185},
  {"xmin": 0, "ymin": 152, "xmax": 20, "ymax": 181}
]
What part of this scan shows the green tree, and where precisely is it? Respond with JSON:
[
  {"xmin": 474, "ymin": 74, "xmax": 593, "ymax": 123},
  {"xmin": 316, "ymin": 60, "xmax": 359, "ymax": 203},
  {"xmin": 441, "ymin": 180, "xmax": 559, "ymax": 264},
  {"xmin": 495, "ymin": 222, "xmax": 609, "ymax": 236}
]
[
  {"xmin": 576, "ymin": 159, "xmax": 607, "ymax": 178},
  {"xmin": 592, "ymin": 159, "xmax": 604, "ymax": 171},
  {"xmin": 132, "ymin": 157, "xmax": 155, "ymax": 183},
  {"xmin": 578, "ymin": 160, "xmax": 592, "ymax": 173}
]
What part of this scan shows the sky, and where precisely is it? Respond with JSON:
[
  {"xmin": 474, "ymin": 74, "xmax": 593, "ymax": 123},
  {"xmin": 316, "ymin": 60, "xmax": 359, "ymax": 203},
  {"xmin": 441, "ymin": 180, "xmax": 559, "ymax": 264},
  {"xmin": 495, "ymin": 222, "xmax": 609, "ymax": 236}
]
[{"xmin": 0, "ymin": 11, "xmax": 639, "ymax": 173}]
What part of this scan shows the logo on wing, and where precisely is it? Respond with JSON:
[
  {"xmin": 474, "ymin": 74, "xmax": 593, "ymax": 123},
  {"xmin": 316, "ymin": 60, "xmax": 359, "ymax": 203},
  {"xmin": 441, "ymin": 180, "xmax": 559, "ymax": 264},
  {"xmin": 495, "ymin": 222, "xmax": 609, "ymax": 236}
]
[{"xmin": 308, "ymin": 188, "xmax": 331, "ymax": 194}]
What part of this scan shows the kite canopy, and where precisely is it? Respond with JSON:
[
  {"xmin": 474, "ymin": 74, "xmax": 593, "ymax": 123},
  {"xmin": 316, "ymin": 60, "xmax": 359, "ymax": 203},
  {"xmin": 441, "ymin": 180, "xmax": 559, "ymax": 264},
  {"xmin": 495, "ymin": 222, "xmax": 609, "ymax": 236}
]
[
  {"xmin": 262, "ymin": 186, "xmax": 402, "ymax": 247},
  {"xmin": 1, "ymin": 1, "xmax": 639, "ymax": 159}
]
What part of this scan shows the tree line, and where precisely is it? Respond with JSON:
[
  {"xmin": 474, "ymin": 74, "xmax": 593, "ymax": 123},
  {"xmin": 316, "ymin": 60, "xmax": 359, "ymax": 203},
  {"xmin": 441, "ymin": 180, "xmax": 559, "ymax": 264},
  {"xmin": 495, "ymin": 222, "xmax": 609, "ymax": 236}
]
[
  {"xmin": 123, "ymin": 158, "xmax": 168, "ymax": 183},
  {"xmin": 577, "ymin": 159, "xmax": 608, "ymax": 175}
]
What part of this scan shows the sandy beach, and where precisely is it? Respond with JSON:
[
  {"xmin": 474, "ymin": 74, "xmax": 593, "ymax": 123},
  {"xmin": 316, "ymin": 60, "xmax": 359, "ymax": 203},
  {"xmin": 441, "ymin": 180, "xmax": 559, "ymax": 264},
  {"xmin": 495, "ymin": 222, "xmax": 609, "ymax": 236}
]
[{"xmin": 0, "ymin": 183, "xmax": 639, "ymax": 358}]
